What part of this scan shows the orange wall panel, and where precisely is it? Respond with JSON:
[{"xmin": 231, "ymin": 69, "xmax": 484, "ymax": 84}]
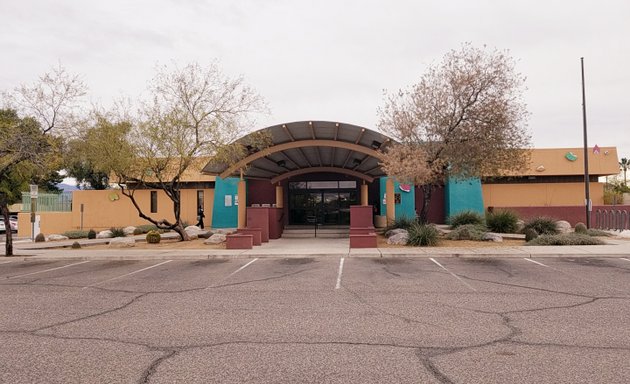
[{"xmin": 482, "ymin": 182, "xmax": 605, "ymax": 207}]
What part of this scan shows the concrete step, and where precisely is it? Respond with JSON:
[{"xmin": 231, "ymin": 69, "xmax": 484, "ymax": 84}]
[{"xmin": 282, "ymin": 227, "xmax": 349, "ymax": 239}]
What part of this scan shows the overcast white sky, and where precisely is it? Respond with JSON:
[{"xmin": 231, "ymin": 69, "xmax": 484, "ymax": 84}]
[{"xmin": 1, "ymin": 0, "xmax": 629, "ymax": 157}]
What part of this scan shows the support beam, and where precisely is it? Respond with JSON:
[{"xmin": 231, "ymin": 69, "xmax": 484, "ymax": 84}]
[
  {"xmin": 237, "ymin": 171, "xmax": 246, "ymax": 229},
  {"xmin": 270, "ymin": 167, "xmax": 374, "ymax": 184},
  {"xmin": 361, "ymin": 182, "xmax": 368, "ymax": 206},
  {"xmin": 386, "ymin": 178, "xmax": 395, "ymax": 225},
  {"xmin": 275, "ymin": 183, "xmax": 284, "ymax": 208}
]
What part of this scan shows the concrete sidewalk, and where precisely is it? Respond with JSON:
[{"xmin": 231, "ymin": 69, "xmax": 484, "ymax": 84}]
[{"xmin": 2, "ymin": 236, "xmax": 630, "ymax": 261}]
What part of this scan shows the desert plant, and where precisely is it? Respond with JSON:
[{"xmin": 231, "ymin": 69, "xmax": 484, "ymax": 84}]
[
  {"xmin": 526, "ymin": 233, "xmax": 605, "ymax": 246},
  {"xmin": 109, "ymin": 227, "xmax": 126, "ymax": 238},
  {"xmin": 523, "ymin": 228, "xmax": 539, "ymax": 242},
  {"xmin": 34, "ymin": 233, "xmax": 46, "ymax": 242},
  {"xmin": 407, "ymin": 223, "xmax": 440, "ymax": 247},
  {"xmin": 574, "ymin": 222, "xmax": 587, "ymax": 234},
  {"xmin": 486, "ymin": 210, "xmax": 519, "ymax": 233},
  {"xmin": 586, "ymin": 229, "xmax": 612, "ymax": 237},
  {"xmin": 445, "ymin": 224, "xmax": 487, "ymax": 241},
  {"xmin": 62, "ymin": 230, "xmax": 90, "ymax": 239},
  {"xmin": 71, "ymin": 241, "xmax": 81, "ymax": 249},
  {"xmin": 87, "ymin": 229, "xmax": 96, "ymax": 239},
  {"xmin": 448, "ymin": 210, "xmax": 485, "ymax": 229},
  {"xmin": 146, "ymin": 230, "xmax": 161, "ymax": 244},
  {"xmin": 133, "ymin": 227, "xmax": 143, "ymax": 235},
  {"xmin": 385, "ymin": 216, "xmax": 416, "ymax": 232},
  {"xmin": 136, "ymin": 224, "xmax": 159, "ymax": 234},
  {"xmin": 522, "ymin": 217, "xmax": 559, "ymax": 236}
]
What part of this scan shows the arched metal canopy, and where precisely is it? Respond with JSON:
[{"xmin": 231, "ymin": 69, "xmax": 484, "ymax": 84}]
[{"xmin": 202, "ymin": 121, "xmax": 393, "ymax": 182}]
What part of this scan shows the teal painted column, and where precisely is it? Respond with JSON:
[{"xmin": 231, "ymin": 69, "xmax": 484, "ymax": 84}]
[
  {"xmin": 211, "ymin": 177, "xmax": 241, "ymax": 228},
  {"xmin": 379, "ymin": 177, "xmax": 416, "ymax": 220},
  {"xmin": 444, "ymin": 177, "xmax": 484, "ymax": 219}
]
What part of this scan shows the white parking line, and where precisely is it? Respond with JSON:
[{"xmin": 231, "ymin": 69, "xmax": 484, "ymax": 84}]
[
  {"xmin": 523, "ymin": 258, "xmax": 549, "ymax": 267},
  {"xmin": 621, "ymin": 258, "xmax": 630, "ymax": 263},
  {"xmin": 83, "ymin": 260, "xmax": 172, "ymax": 289},
  {"xmin": 429, "ymin": 258, "xmax": 477, "ymax": 292},
  {"xmin": 7, "ymin": 261, "xmax": 90, "ymax": 279},
  {"xmin": 335, "ymin": 257, "xmax": 345, "ymax": 290},
  {"xmin": 205, "ymin": 258, "xmax": 258, "ymax": 289}
]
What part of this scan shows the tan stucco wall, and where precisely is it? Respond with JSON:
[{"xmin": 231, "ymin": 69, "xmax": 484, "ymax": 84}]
[
  {"xmin": 482, "ymin": 182, "xmax": 605, "ymax": 207},
  {"xmin": 17, "ymin": 188, "xmax": 214, "ymax": 237}
]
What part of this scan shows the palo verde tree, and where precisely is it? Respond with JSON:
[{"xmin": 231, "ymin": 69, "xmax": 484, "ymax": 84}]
[
  {"xmin": 86, "ymin": 62, "xmax": 266, "ymax": 241},
  {"xmin": 378, "ymin": 43, "xmax": 531, "ymax": 223}
]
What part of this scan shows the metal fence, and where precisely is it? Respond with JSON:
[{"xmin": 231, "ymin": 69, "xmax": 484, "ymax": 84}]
[
  {"xmin": 595, "ymin": 209, "xmax": 630, "ymax": 231},
  {"xmin": 21, "ymin": 192, "xmax": 73, "ymax": 212}
]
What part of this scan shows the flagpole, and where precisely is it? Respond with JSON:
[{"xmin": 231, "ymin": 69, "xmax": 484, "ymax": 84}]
[{"xmin": 581, "ymin": 57, "xmax": 591, "ymax": 228}]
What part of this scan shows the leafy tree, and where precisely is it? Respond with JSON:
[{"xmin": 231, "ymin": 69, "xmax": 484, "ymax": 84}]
[
  {"xmin": 64, "ymin": 137, "xmax": 110, "ymax": 189},
  {"xmin": 620, "ymin": 157, "xmax": 629, "ymax": 185},
  {"xmin": 378, "ymin": 43, "xmax": 531, "ymax": 223},
  {"xmin": 85, "ymin": 62, "xmax": 266, "ymax": 241},
  {"xmin": 0, "ymin": 110, "xmax": 57, "ymax": 255}
]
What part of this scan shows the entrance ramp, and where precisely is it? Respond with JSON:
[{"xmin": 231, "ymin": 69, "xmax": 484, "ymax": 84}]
[{"xmin": 282, "ymin": 225, "xmax": 349, "ymax": 238}]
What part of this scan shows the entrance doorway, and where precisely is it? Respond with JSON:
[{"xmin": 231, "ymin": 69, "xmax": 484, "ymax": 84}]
[{"xmin": 288, "ymin": 181, "xmax": 358, "ymax": 225}]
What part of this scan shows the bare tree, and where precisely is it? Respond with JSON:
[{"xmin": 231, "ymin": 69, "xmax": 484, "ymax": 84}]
[
  {"xmin": 378, "ymin": 43, "xmax": 531, "ymax": 223},
  {"xmin": 3, "ymin": 63, "xmax": 87, "ymax": 135},
  {"xmin": 87, "ymin": 62, "xmax": 267, "ymax": 240}
]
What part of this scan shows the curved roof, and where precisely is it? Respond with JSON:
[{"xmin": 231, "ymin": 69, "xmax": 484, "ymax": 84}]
[{"xmin": 202, "ymin": 121, "xmax": 393, "ymax": 182}]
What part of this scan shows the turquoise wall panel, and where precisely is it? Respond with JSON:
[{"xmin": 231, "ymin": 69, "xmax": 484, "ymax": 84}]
[
  {"xmin": 379, "ymin": 177, "xmax": 416, "ymax": 220},
  {"xmin": 211, "ymin": 177, "xmax": 241, "ymax": 228},
  {"xmin": 444, "ymin": 177, "xmax": 484, "ymax": 219}
]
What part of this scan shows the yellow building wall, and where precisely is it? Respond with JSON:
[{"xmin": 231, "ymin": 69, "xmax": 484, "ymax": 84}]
[
  {"xmin": 17, "ymin": 188, "xmax": 215, "ymax": 237},
  {"xmin": 482, "ymin": 182, "xmax": 605, "ymax": 207}
]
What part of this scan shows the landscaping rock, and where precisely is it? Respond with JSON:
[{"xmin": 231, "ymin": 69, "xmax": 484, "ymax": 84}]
[
  {"xmin": 617, "ymin": 230, "xmax": 630, "ymax": 238},
  {"xmin": 123, "ymin": 226, "xmax": 137, "ymax": 236},
  {"xmin": 108, "ymin": 237, "xmax": 136, "ymax": 248},
  {"xmin": 555, "ymin": 220, "xmax": 572, "ymax": 233},
  {"xmin": 387, "ymin": 232, "xmax": 409, "ymax": 245},
  {"xmin": 385, "ymin": 228, "xmax": 408, "ymax": 238},
  {"xmin": 204, "ymin": 233, "xmax": 227, "ymax": 244},
  {"xmin": 184, "ymin": 229, "xmax": 199, "ymax": 240},
  {"xmin": 515, "ymin": 220, "xmax": 525, "ymax": 233},
  {"xmin": 185, "ymin": 225, "xmax": 201, "ymax": 232},
  {"xmin": 96, "ymin": 230, "xmax": 113, "ymax": 239},
  {"xmin": 47, "ymin": 234, "xmax": 69, "ymax": 242},
  {"xmin": 214, "ymin": 228, "xmax": 236, "ymax": 235},
  {"xmin": 198, "ymin": 231, "xmax": 214, "ymax": 239},
  {"xmin": 482, "ymin": 233, "xmax": 503, "ymax": 242}
]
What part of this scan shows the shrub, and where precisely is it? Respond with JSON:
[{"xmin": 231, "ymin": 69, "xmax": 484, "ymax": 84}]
[
  {"xmin": 62, "ymin": 230, "xmax": 90, "ymax": 239},
  {"xmin": 110, "ymin": 227, "xmax": 126, "ymax": 238},
  {"xmin": 132, "ymin": 227, "xmax": 143, "ymax": 236},
  {"xmin": 522, "ymin": 217, "xmax": 559, "ymax": 235},
  {"xmin": 574, "ymin": 222, "xmax": 587, "ymax": 234},
  {"xmin": 586, "ymin": 228, "xmax": 612, "ymax": 237},
  {"xmin": 526, "ymin": 233, "xmax": 605, "ymax": 246},
  {"xmin": 385, "ymin": 216, "xmax": 416, "ymax": 232},
  {"xmin": 446, "ymin": 224, "xmax": 487, "ymax": 241},
  {"xmin": 34, "ymin": 233, "xmax": 46, "ymax": 242},
  {"xmin": 146, "ymin": 230, "xmax": 161, "ymax": 244},
  {"xmin": 448, "ymin": 210, "xmax": 485, "ymax": 229},
  {"xmin": 486, "ymin": 210, "xmax": 519, "ymax": 233},
  {"xmin": 407, "ymin": 223, "xmax": 440, "ymax": 247},
  {"xmin": 71, "ymin": 241, "xmax": 81, "ymax": 249},
  {"xmin": 523, "ymin": 228, "xmax": 539, "ymax": 242},
  {"xmin": 136, "ymin": 224, "xmax": 159, "ymax": 234},
  {"xmin": 87, "ymin": 229, "xmax": 96, "ymax": 239}
]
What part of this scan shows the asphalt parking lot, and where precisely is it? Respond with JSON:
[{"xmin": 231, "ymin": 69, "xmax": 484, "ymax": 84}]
[{"xmin": 1, "ymin": 256, "xmax": 629, "ymax": 383}]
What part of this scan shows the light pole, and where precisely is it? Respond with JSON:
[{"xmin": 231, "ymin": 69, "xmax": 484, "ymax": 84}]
[{"xmin": 581, "ymin": 58, "xmax": 591, "ymax": 228}]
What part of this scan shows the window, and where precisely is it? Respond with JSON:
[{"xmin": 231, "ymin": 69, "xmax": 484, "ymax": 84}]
[
  {"xmin": 197, "ymin": 190, "xmax": 204, "ymax": 210},
  {"xmin": 150, "ymin": 191, "xmax": 157, "ymax": 213}
]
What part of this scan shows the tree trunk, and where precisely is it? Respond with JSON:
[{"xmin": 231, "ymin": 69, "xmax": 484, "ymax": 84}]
[
  {"xmin": 174, "ymin": 222, "xmax": 190, "ymax": 241},
  {"xmin": 0, "ymin": 194, "xmax": 13, "ymax": 256},
  {"xmin": 418, "ymin": 184, "xmax": 434, "ymax": 224}
]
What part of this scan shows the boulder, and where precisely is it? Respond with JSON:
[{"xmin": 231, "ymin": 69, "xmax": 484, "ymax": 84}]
[
  {"xmin": 184, "ymin": 225, "xmax": 201, "ymax": 232},
  {"xmin": 184, "ymin": 229, "xmax": 199, "ymax": 240},
  {"xmin": 385, "ymin": 228, "xmax": 408, "ymax": 238},
  {"xmin": 204, "ymin": 233, "xmax": 227, "ymax": 244},
  {"xmin": 482, "ymin": 233, "xmax": 503, "ymax": 242},
  {"xmin": 108, "ymin": 237, "xmax": 136, "ymax": 248},
  {"xmin": 123, "ymin": 226, "xmax": 137, "ymax": 236},
  {"xmin": 47, "ymin": 234, "xmax": 69, "ymax": 242},
  {"xmin": 387, "ymin": 232, "xmax": 409, "ymax": 245},
  {"xmin": 214, "ymin": 228, "xmax": 236, "ymax": 235},
  {"xmin": 198, "ymin": 231, "xmax": 214, "ymax": 239},
  {"xmin": 515, "ymin": 220, "xmax": 525, "ymax": 233},
  {"xmin": 617, "ymin": 230, "xmax": 630, "ymax": 238},
  {"xmin": 555, "ymin": 220, "xmax": 572, "ymax": 234},
  {"xmin": 96, "ymin": 230, "xmax": 113, "ymax": 239}
]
